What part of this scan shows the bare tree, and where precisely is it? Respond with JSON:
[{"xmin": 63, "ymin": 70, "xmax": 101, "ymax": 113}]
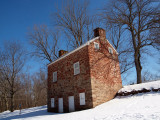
[
  {"xmin": 101, "ymin": 0, "xmax": 160, "ymax": 83},
  {"xmin": 32, "ymin": 70, "xmax": 47, "ymax": 107},
  {"xmin": 142, "ymin": 70, "xmax": 160, "ymax": 82},
  {"xmin": 0, "ymin": 51, "xmax": 9, "ymax": 112},
  {"xmin": 0, "ymin": 42, "xmax": 26, "ymax": 112},
  {"xmin": 0, "ymin": 76, "xmax": 9, "ymax": 111},
  {"xmin": 106, "ymin": 24, "xmax": 134, "ymax": 74},
  {"xmin": 52, "ymin": 0, "xmax": 95, "ymax": 49},
  {"xmin": 19, "ymin": 73, "xmax": 33, "ymax": 108},
  {"xmin": 149, "ymin": 16, "xmax": 160, "ymax": 50},
  {"xmin": 1, "ymin": 44, "xmax": 48, "ymax": 112},
  {"xmin": 28, "ymin": 25, "xmax": 59, "ymax": 63}
]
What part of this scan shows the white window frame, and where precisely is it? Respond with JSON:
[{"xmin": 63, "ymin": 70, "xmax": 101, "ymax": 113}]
[
  {"xmin": 94, "ymin": 42, "xmax": 99, "ymax": 50},
  {"xmin": 79, "ymin": 92, "xmax": 86, "ymax": 105},
  {"xmin": 51, "ymin": 98, "xmax": 55, "ymax": 108},
  {"xmin": 73, "ymin": 62, "xmax": 80, "ymax": 75},
  {"xmin": 108, "ymin": 47, "xmax": 113, "ymax": 54},
  {"xmin": 53, "ymin": 71, "xmax": 57, "ymax": 82}
]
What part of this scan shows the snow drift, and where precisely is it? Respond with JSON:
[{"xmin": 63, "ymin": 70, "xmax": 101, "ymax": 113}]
[{"xmin": 117, "ymin": 80, "xmax": 160, "ymax": 96}]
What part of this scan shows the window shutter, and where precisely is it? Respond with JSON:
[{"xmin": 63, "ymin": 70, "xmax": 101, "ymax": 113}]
[
  {"xmin": 74, "ymin": 62, "xmax": 80, "ymax": 75},
  {"xmin": 94, "ymin": 42, "xmax": 99, "ymax": 50},
  {"xmin": 51, "ymin": 98, "xmax": 55, "ymax": 108},
  {"xmin": 79, "ymin": 93, "xmax": 85, "ymax": 105},
  {"xmin": 53, "ymin": 71, "xmax": 57, "ymax": 82}
]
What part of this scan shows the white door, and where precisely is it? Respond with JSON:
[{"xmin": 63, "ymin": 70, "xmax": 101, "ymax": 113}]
[
  {"xmin": 51, "ymin": 98, "xmax": 54, "ymax": 108},
  {"xmin": 58, "ymin": 98, "xmax": 63, "ymax": 113},
  {"xmin": 68, "ymin": 96, "xmax": 75, "ymax": 112}
]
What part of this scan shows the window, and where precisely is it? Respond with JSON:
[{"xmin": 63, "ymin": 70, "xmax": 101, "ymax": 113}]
[
  {"xmin": 94, "ymin": 42, "xmax": 99, "ymax": 50},
  {"xmin": 74, "ymin": 62, "xmax": 80, "ymax": 75},
  {"xmin": 51, "ymin": 98, "xmax": 55, "ymax": 108},
  {"xmin": 79, "ymin": 93, "xmax": 85, "ymax": 105},
  {"xmin": 108, "ymin": 47, "xmax": 113, "ymax": 54},
  {"xmin": 53, "ymin": 71, "xmax": 57, "ymax": 82}
]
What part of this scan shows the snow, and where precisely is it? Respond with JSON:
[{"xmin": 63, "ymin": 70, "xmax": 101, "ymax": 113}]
[
  {"xmin": 118, "ymin": 80, "xmax": 160, "ymax": 93},
  {"xmin": 1, "ymin": 81, "xmax": 160, "ymax": 120}
]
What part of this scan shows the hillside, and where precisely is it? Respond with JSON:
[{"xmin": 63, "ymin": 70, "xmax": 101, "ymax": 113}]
[
  {"xmin": 117, "ymin": 80, "xmax": 160, "ymax": 96},
  {"xmin": 0, "ymin": 80, "xmax": 160, "ymax": 120}
]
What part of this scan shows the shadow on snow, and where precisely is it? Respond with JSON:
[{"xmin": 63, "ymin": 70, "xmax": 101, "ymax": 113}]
[{"xmin": 0, "ymin": 106, "xmax": 62, "ymax": 120}]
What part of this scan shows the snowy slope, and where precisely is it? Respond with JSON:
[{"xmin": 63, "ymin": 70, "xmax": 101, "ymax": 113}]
[
  {"xmin": 119, "ymin": 80, "xmax": 160, "ymax": 93},
  {"xmin": 0, "ymin": 81, "xmax": 160, "ymax": 120}
]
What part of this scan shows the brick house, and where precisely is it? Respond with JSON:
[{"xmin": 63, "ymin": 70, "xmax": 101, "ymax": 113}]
[{"xmin": 47, "ymin": 28, "xmax": 122, "ymax": 113}]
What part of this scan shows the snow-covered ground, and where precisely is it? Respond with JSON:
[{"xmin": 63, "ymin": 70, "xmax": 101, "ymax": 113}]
[
  {"xmin": 1, "ymin": 81, "xmax": 160, "ymax": 120},
  {"xmin": 119, "ymin": 80, "xmax": 160, "ymax": 93}
]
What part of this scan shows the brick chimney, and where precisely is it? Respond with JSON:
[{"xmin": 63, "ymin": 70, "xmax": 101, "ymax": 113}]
[
  {"xmin": 94, "ymin": 28, "xmax": 106, "ymax": 38},
  {"xmin": 59, "ymin": 50, "xmax": 68, "ymax": 57}
]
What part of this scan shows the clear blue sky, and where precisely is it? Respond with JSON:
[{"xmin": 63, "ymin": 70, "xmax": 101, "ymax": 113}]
[
  {"xmin": 0, "ymin": 0, "xmax": 106, "ymax": 73},
  {"xmin": 0, "ymin": 0, "xmax": 105, "ymax": 44},
  {"xmin": 0, "ymin": 0, "xmax": 159, "ymax": 85}
]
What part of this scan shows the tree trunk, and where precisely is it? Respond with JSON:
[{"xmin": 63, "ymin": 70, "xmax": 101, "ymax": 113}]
[
  {"xmin": 134, "ymin": 53, "xmax": 142, "ymax": 84},
  {"xmin": 4, "ymin": 95, "xmax": 9, "ymax": 111},
  {"xmin": 10, "ymin": 93, "xmax": 14, "ymax": 112},
  {"xmin": 130, "ymin": 27, "xmax": 142, "ymax": 84}
]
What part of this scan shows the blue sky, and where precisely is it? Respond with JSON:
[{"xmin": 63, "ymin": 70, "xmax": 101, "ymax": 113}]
[
  {"xmin": 0, "ymin": 0, "xmax": 57, "ymax": 74},
  {"xmin": 0, "ymin": 0, "xmax": 106, "ymax": 73},
  {"xmin": 0, "ymin": 0, "xmax": 159, "ymax": 85},
  {"xmin": 0, "ymin": 0, "xmax": 55, "ymax": 44},
  {"xmin": 0, "ymin": 0, "xmax": 105, "ymax": 44}
]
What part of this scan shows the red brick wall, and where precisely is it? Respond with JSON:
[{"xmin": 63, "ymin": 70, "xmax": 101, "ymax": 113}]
[
  {"xmin": 47, "ymin": 46, "xmax": 93, "ymax": 113},
  {"xmin": 88, "ymin": 37, "xmax": 122, "ymax": 107},
  {"xmin": 47, "ymin": 37, "xmax": 122, "ymax": 113}
]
